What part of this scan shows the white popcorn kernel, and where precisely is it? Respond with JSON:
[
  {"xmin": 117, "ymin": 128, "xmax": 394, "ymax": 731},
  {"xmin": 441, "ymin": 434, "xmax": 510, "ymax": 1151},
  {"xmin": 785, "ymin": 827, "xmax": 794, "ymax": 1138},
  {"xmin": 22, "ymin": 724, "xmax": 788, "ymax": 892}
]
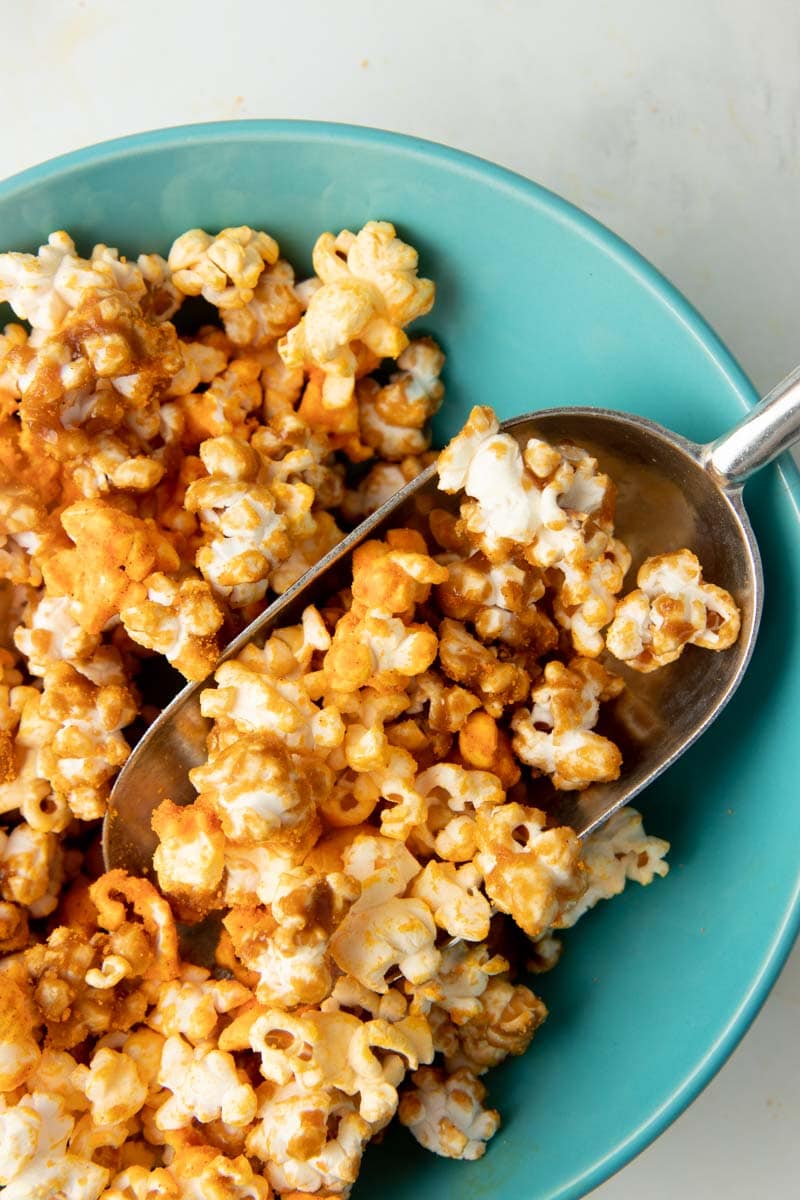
[{"xmin": 399, "ymin": 1066, "xmax": 500, "ymax": 1160}]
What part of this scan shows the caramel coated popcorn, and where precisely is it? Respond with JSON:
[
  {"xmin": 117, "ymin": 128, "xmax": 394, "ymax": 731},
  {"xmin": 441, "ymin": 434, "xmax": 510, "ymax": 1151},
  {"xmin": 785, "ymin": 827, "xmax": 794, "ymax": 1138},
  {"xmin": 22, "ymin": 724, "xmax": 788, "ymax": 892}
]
[{"xmin": 0, "ymin": 217, "xmax": 741, "ymax": 1196}]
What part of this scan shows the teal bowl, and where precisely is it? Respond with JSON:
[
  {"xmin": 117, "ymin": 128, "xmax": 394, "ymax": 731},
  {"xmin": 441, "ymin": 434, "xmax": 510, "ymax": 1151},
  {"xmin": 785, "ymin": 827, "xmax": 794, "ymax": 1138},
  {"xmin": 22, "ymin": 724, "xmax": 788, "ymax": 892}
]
[{"xmin": 2, "ymin": 122, "xmax": 799, "ymax": 1199}]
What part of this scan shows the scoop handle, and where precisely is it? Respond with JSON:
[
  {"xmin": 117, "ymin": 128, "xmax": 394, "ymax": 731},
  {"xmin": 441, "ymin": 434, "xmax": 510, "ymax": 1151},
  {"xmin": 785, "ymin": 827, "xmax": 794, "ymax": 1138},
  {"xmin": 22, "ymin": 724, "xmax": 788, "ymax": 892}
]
[{"xmin": 704, "ymin": 363, "xmax": 800, "ymax": 487}]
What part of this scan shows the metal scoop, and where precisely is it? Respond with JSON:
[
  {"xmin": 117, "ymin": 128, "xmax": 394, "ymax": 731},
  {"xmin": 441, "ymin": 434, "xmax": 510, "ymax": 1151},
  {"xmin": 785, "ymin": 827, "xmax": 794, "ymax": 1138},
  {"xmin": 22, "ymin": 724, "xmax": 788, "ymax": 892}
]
[{"xmin": 103, "ymin": 364, "xmax": 800, "ymax": 882}]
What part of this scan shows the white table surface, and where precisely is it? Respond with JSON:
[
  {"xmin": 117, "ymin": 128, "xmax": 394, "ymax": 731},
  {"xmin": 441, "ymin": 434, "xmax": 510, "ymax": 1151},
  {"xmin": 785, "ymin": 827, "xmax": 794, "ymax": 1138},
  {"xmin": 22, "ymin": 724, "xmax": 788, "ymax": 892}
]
[{"xmin": 3, "ymin": 2, "xmax": 799, "ymax": 1196}]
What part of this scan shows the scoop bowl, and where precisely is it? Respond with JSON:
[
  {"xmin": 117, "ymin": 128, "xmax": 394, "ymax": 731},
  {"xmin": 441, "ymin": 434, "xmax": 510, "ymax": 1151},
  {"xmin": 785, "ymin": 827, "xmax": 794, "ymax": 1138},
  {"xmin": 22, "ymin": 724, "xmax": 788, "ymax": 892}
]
[{"xmin": 103, "ymin": 361, "xmax": 800, "ymax": 876}]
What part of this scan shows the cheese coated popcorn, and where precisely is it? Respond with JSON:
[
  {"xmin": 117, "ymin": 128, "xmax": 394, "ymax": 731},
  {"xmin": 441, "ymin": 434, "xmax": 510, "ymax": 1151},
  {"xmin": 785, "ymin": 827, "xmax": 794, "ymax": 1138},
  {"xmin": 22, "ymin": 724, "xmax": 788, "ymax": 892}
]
[
  {"xmin": 510, "ymin": 658, "xmax": 624, "ymax": 791},
  {"xmin": 222, "ymin": 868, "xmax": 357, "ymax": 1007},
  {"xmin": 409, "ymin": 940, "xmax": 508, "ymax": 1027},
  {"xmin": 222, "ymin": 258, "xmax": 304, "ymax": 348},
  {"xmin": 168, "ymin": 227, "xmax": 279, "ymax": 310},
  {"xmin": 43, "ymin": 500, "xmax": 181, "ymax": 636},
  {"xmin": 475, "ymin": 803, "xmax": 586, "ymax": 939},
  {"xmin": 119, "ymin": 572, "xmax": 224, "ymax": 681},
  {"xmin": 0, "ymin": 1089, "xmax": 109, "ymax": 1200},
  {"xmin": 18, "ymin": 290, "xmax": 182, "ymax": 462},
  {"xmin": 557, "ymin": 807, "xmax": 670, "ymax": 928},
  {"xmin": 0, "ymin": 971, "xmax": 40, "ymax": 1090},
  {"xmin": 72, "ymin": 1046, "xmax": 148, "ymax": 1126},
  {"xmin": 436, "ymin": 406, "xmax": 632, "ymax": 655},
  {"xmin": 0, "ymin": 821, "xmax": 63, "ymax": 915},
  {"xmin": 606, "ymin": 548, "xmax": 741, "ymax": 671},
  {"xmin": 35, "ymin": 663, "xmax": 137, "ymax": 820},
  {"xmin": 430, "ymin": 977, "xmax": 548, "ymax": 1076},
  {"xmin": 279, "ymin": 222, "xmax": 434, "ymax": 409},
  {"xmin": 399, "ymin": 1067, "xmax": 500, "ymax": 1160},
  {"xmin": 102, "ymin": 1148, "xmax": 271, "ymax": 1200},
  {"xmin": 0, "ymin": 324, "xmax": 29, "ymax": 414},
  {"xmin": 0, "ymin": 214, "xmax": 735, "ymax": 1194},
  {"xmin": 247, "ymin": 1079, "xmax": 372, "ymax": 1195},
  {"xmin": 189, "ymin": 734, "xmax": 323, "ymax": 844},
  {"xmin": 0, "ymin": 231, "xmax": 144, "ymax": 334}
]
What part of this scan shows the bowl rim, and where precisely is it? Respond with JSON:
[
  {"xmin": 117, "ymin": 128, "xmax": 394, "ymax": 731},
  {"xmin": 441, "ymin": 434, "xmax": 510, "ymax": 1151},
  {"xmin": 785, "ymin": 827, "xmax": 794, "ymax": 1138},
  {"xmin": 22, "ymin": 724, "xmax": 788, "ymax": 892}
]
[{"xmin": 2, "ymin": 118, "xmax": 799, "ymax": 1200}]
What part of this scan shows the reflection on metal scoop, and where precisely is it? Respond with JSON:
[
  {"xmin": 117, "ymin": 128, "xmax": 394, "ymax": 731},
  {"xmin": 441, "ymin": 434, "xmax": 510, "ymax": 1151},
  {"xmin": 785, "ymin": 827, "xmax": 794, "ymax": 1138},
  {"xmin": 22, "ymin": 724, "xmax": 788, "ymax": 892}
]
[{"xmin": 102, "ymin": 364, "xmax": 800, "ymax": 962}]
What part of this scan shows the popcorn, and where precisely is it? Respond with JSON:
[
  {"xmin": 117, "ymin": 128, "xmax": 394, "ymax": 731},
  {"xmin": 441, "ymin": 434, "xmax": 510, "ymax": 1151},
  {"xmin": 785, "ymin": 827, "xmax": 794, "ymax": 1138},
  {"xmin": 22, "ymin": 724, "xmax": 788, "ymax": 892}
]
[
  {"xmin": 316, "ymin": 537, "xmax": 446, "ymax": 696},
  {"xmin": 167, "ymin": 336, "xmax": 230, "ymax": 398},
  {"xmin": 151, "ymin": 798, "xmax": 225, "ymax": 912},
  {"xmin": 511, "ymin": 657, "xmax": 624, "ymax": 791},
  {"xmin": 199, "ymin": 641, "xmax": 337, "ymax": 755},
  {"xmin": 220, "ymin": 841, "xmax": 310, "ymax": 910},
  {"xmin": 405, "ymin": 669, "xmax": 482, "ymax": 739},
  {"xmin": 436, "ymin": 552, "xmax": 555, "ymax": 651},
  {"xmin": 558, "ymin": 807, "xmax": 670, "ymax": 927},
  {"xmin": 606, "ymin": 548, "xmax": 741, "ymax": 671},
  {"xmin": 457, "ymin": 709, "xmax": 520, "ymax": 788},
  {"xmin": 189, "ymin": 733, "xmax": 323, "ymax": 845},
  {"xmin": 154, "ymin": 1035, "xmax": 257, "ymax": 1130},
  {"xmin": 43, "ymin": 500, "xmax": 180, "ymax": 635},
  {"xmin": 137, "ymin": 252, "xmax": 181, "ymax": 322},
  {"xmin": 0, "ymin": 230, "xmax": 144, "ymax": 333},
  {"xmin": 0, "ymin": 1089, "xmax": 109, "ymax": 1200},
  {"xmin": 22, "ymin": 873, "xmax": 179, "ymax": 1050},
  {"xmin": 185, "ymin": 434, "xmax": 309, "ymax": 610},
  {"xmin": 119, "ymin": 572, "xmax": 223, "ymax": 681},
  {"xmin": 433, "ymin": 977, "xmax": 548, "ymax": 1075},
  {"xmin": 247, "ymin": 1079, "xmax": 372, "ymax": 1196},
  {"xmin": 341, "ymin": 832, "xmax": 420, "ymax": 906},
  {"xmin": 410, "ymin": 940, "xmax": 508, "ymax": 1026},
  {"xmin": 350, "ymin": 532, "xmax": 448, "ymax": 614},
  {"xmin": 175, "ymin": 357, "xmax": 262, "ymax": 446},
  {"xmin": 279, "ymin": 221, "xmax": 434, "ymax": 409},
  {"xmin": 18, "ymin": 290, "xmax": 181, "ymax": 459},
  {"xmin": 475, "ymin": 803, "xmax": 586, "ymax": 939},
  {"xmin": 321, "ymin": 972, "xmax": 410, "ymax": 1024},
  {"xmin": 72, "ymin": 1047, "xmax": 148, "ymax": 1126},
  {"xmin": 357, "ymin": 337, "xmax": 445, "ymax": 461},
  {"xmin": 13, "ymin": 594, "xmax": 110, "ymax": 682},
  {"xmin": 0, "ymin": 900, "xmax": 29, "ymax": 952},
  {"xmin": 340, "ymin": 453, "xmax": 434, "ymax": 522},
  {"xmin": 381, "ymin": 337, "xmax": 445, "ymax": 426},
  {"xmin": 0, "ymin": 683, "xmax": 69, "ymax": 833},
  {"xmin": 436, "ymin": 406, "xmax": 634, "ymax": 656},
  {"xmin": 168, "ymin": 226, "xmax": 279, "ymax": 309},
  {"xmin": 0, "ymin": 323, "xmax": 29, "ymax": 414},
  {"xmin": 89, "ymin": 870, "xmax": 180, "ymax": 983},
  {"xmin": 0, "ymin": 821, "xmax": 63, "ymax": 915},
  {"xmin": 552, "ymin": 535, "xmax": 631, "ymax": 657},
  {"xmin": 35, "ymin": 663, "xmax": 137, "ymax": 820},
  {"xmin": 248, "ymin": 1004, "xmax": 432, "ymax": 1124},
  {"xmin": 329, "ymin": 894, "xmax": 440, "ymax": 992},
  {"xmin": 438, "ymin": 618, "xmax": 530, "ymax": 717},
  {"xmin": 222, "ymin": 257, "xmax": 303, "ymax": 347},
  {"xmin": 0, "ymin": 971, "xmax": 40, "ymax": 1090},
  {"xmin": 146, "ymin": 966, "xmax": 251, "ymax": 1045},
  {"xmin": 409, "ymin": 860, "xmax": 491, "ymax": 941},
  {"xmin": 66, "ymin": 430, "xmax": 168, "ymax": 497},
  {"xmin": 222, "ymin": 867, "xmax": 357, "ymax": 1007},
  {"xmin": 332, "ymin": 688, "xmax": 411, "ymax": 776},
  {"xmin": 103, "ymin": 1148, "xmax": 271, "ymax": 1200},
  {"xmin": 437, "ymin": 407, "xmax": 539, "ymax": 552},
  {"xmin": 438, "ymin": 407, "xmax": 615, "ymax": 562},
  {"xmin": 399, "ymin": 1066, "xmax": 500, "ymax": 1160},
  {"xmin": 411, "ymin": 762, "xmax": 505, "ymax": 863},
  {"xmin": 362, "ymin": 747, "xmax": 428, "ymax": 841}
]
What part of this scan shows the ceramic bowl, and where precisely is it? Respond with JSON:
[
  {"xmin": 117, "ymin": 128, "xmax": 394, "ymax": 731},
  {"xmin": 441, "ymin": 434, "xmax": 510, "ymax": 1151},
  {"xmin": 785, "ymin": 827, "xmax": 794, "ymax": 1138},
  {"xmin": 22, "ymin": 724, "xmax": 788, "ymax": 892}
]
[{"xmin": 2, "ymin": 121, "xmax": 799, "ymax": 1200}]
